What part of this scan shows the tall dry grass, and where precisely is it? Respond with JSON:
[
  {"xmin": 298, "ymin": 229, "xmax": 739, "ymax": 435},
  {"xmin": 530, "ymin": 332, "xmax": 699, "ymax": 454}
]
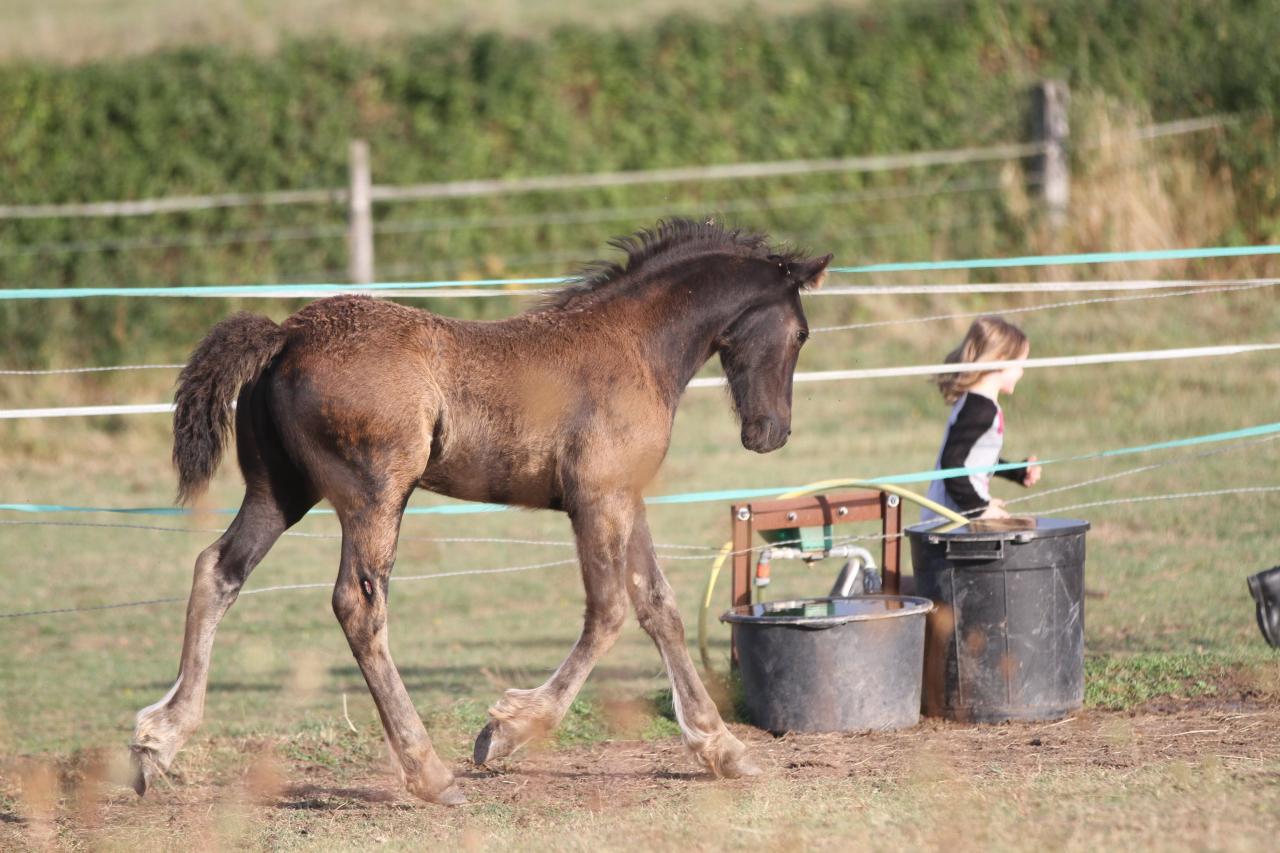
[{"xmin": 1032, "ymin": 96, "xmax": 1246, "ymax": 280}]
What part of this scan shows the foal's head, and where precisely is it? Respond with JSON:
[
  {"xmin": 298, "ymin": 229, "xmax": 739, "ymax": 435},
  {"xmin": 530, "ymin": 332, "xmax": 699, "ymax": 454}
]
[
  {"xmin": 544, "ymin": 218, "xmax": 832, "ymax": 454},
  {"xmin": 717, "ymin": 249, "xmax": 832, "ymax": 453}
]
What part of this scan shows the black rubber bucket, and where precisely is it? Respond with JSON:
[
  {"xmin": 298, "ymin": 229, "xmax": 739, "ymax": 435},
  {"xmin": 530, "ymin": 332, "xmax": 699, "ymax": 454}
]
[
  {"xmin": 906, "ymin": 517, "xmax": 1089, "ymax": 723},
  {"xmin": 721, "ymin": 595, "xmax": 933, "ymax": 733}
]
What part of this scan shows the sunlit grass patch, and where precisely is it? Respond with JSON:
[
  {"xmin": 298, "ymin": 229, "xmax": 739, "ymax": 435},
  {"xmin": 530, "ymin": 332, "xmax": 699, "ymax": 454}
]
[
  {"xmin": 1084, "ymin": 648, "xmax": 1279, "ymax": 710},
  {"xmin": 1085, "ymin": 653, "xmax": 1223, "ymax": 709}
]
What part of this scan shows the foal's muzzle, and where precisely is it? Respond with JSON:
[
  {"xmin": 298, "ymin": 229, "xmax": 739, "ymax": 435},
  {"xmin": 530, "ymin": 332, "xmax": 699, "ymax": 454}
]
[{"xmin": 741, "ymin": 416, "xmax": 791, "ymax": 453}]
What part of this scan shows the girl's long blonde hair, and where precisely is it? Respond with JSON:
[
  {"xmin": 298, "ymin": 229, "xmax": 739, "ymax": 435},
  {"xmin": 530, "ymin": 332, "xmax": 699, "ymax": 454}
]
[{"xmin": 936, "ymin": 316, "xmax": 1029, "ymax": 404}]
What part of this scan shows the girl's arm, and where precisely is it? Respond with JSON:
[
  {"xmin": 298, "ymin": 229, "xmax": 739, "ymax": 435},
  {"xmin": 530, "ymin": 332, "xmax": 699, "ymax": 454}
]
[
  {"xmin": 994, "ymin": 458, "xmax": 1029, "ymax": 483},
  {"xmin": 995, "ymin": 455, "xmax": 1041, "ymax": 487}
]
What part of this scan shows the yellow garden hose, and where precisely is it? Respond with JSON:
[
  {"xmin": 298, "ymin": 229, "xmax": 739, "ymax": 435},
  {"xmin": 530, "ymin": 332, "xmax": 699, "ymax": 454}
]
[{"xmin": 696, "ymin": 479, "xmax": 970, "ymax": 674}]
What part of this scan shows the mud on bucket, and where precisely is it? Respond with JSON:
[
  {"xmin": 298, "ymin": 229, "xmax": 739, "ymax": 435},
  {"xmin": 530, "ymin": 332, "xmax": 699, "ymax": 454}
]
[
  {"xmin": 721, "ymin": 595, "xmax": 933, "ymax": 733},
  {"xmin": 907, "ymin": 516, "xmax": 1090, "ymax": 723}
]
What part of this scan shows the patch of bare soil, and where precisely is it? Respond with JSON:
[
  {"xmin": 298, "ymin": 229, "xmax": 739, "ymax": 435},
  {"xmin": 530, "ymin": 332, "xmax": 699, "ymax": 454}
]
[
  {"xmin": 2, "ymin": 691, "xmax": 1277, "ymax": 846},
  {"xmin": 478, "ymin": 693, "xmax": 1280, "ymax": 812}
]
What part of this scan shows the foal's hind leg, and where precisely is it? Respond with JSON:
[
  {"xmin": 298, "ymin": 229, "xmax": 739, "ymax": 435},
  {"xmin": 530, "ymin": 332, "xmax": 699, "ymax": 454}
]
[
  {"xmin": 130, "ymin": 489, "xmax": 310, "ymax": 793},
  {"xmin": 625, "ymin": 514, "xmax": 760, "ymax": 778},
  {"xmin": 331, "ymin": 500, "xmax": 464, "ymax": 806},
  {"xmin": 473, "ymin": 493, "xmax": 633, "ymax": 765}
]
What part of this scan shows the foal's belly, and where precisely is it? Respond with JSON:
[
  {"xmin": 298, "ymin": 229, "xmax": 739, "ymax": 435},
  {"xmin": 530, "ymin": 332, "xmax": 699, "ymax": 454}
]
[{"xmin": 418, "ymin": 442, "xmax": 562, "ymax": 510}]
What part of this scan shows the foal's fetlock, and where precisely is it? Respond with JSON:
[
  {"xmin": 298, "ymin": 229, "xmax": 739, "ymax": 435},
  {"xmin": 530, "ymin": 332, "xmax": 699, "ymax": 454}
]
[
  {"xmin": 691, "ymin": 729, "xmax": 762, "ymax": 780},
  {"xmin": 129, "ymin": 711, "xmax": 188, "ymax": 795}
]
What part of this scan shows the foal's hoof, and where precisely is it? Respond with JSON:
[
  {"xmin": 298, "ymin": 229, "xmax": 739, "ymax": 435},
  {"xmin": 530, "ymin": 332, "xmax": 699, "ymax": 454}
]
[
  {"xmin": 472, "ymin": 719, "xmax": 513, "ymax": 765},
  {"xmin": 128, "ymin": 746, "xmax": 164, "ymax": 796},
  {"xmin": 707, "ymin": 734, "xmax": 763, "ymax": 779},
  {"xmin": 719, "ymin": 748, "xmax": 764, "ymax": 779},
  {"xmin": 405, "ymin": 777, "xmax": 467, "ymax": 807},
  {"xmin": 434, "ymin": 783, "xmax": 468, "ymax": 807}
]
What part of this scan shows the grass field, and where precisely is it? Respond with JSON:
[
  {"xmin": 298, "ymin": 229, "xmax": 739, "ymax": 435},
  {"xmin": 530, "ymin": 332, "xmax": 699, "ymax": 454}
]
[{"xmin": 2, "ymin": 265, "xmax": 1279, "ymax": 848}]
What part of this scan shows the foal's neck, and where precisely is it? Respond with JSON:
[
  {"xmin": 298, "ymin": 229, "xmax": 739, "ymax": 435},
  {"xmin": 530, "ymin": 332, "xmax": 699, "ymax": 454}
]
[{"xmin": 629, "ymin": 269, "xmax": 765, "ymax": 406}]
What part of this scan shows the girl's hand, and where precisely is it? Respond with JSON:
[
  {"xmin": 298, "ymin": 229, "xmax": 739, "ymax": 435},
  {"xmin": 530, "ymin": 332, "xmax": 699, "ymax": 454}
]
[
  {"xmin": 980, "ymin": 499, "xmax": 1010, "ymax": 520},
  {"xmin": 1023, "ymin": 455, "xmax": 1042, "ymax": 487}
]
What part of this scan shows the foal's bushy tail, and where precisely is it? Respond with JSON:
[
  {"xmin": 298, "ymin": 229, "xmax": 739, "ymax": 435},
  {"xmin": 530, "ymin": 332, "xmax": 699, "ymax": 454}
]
[{"xmin": 173, "ymin": 312, "xmax": 287, "ymax": 504}]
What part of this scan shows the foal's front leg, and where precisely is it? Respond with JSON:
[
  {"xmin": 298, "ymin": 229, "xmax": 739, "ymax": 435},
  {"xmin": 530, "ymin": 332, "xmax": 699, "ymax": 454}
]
[
  {"xmin": 473, "ymin": 493, "xmax": 634, "ymax": 765},
  {"xmin": 626, "ymin": 514, "xmax": 761, "ymax": 778},
  {"xmin": 332, "ymin": 505, "xmax": 464, "ymax": 805}
]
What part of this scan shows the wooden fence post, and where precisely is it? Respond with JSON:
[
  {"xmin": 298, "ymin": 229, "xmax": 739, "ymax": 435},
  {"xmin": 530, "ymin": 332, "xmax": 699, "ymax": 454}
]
[
  {"xmin": 1032, "ymin": 80, "xmax": 1070, "ymax": 232},
  {"xmin": 347, "ymin": 139, "xmax": 375, "ymax": 284}
]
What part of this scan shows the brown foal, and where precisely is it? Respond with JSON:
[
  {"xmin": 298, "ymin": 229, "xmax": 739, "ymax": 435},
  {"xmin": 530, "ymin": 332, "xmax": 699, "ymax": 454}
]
[{"xmin": 130, "ymin": 219, "xmax": 831, "ymax": 804}]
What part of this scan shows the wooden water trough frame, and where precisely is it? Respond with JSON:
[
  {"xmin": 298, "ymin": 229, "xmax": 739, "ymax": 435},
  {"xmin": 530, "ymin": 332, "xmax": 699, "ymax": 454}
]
[{"xmin": 728, "ymin": 490, "xmax": 904, "ymax": 662}]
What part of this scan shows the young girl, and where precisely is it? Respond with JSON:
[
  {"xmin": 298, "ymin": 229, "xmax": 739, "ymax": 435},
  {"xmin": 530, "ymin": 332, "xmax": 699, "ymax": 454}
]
[{"xmin": 920, "ymin": 316, "xmax": 1042, "ymax": 523}]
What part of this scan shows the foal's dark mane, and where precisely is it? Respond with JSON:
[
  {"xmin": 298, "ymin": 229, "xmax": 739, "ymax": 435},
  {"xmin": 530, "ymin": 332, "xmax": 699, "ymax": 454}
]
[{"xmin": 536, "ymin": 217, "xmax": 807, "ymax": 312}]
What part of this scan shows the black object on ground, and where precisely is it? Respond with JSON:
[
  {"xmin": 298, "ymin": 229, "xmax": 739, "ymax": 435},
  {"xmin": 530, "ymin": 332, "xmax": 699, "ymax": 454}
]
[
  {"xmin": 1247, "ymin": 565, "xmax": 1280, "ymax": 649},
  {"xmin": 907, "ymin": 517, "xmax": 1090, "ymax": 723},
  {"xmin": 721, "ymin": 595, "xmax": 933, "ymax": 733}
]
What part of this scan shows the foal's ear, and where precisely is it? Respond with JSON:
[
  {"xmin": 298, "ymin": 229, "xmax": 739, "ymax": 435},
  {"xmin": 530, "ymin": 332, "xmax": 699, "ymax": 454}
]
[{"xmin": 788, "ymin": 253, "xmax": 833, "ymax": 290}]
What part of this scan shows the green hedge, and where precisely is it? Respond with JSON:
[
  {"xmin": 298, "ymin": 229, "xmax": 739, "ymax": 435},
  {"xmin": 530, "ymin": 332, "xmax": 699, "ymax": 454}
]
[{"xmin": 1, "ymin": 0, "xmax": 1278, "ymax": 365}]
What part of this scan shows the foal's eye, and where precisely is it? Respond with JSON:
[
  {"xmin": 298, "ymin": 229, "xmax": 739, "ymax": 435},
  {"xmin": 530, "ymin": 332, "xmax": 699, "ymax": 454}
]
[{"xmin": 796, "ymin": 329, "xmax": 809, "ymax": 344}]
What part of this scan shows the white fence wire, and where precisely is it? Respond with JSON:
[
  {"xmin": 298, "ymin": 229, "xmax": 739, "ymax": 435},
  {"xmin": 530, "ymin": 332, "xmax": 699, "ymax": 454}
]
[{"xmin": 5, "ymin": 279, "xmax": 1277, "ymax": 380}]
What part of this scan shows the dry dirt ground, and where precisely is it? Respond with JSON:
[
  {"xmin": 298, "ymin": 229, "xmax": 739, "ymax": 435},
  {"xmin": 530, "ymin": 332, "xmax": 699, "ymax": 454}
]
[{"xmin": 3, "ymin": 686, "xmax": 1278, "ymax": 851}]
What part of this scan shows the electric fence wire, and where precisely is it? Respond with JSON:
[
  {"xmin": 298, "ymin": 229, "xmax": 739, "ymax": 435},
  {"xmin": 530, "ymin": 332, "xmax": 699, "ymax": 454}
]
[{"xmin": 3, "ymin": 433, "xmax": 1277, "ymax": 620}]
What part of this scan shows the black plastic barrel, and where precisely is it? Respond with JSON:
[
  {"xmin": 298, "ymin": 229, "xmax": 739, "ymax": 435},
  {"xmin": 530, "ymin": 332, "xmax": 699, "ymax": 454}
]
[
  {"xmin": 906, "ymin": 517, "xmax": 1089, "ymax": 723},
  {"xmin": 721, "ymin": 595, "xmax": 933, "ymax": 733}
]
